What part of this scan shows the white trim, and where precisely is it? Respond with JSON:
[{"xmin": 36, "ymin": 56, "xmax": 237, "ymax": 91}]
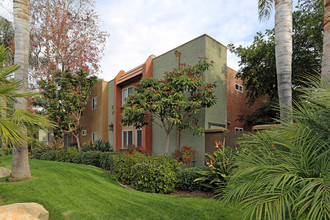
[
  {"xmin": 82, "ymin": 130, "xmax": 87, "ymax": 136},
  {"xmin": 92, "ymin": 96, "xmax": 98, "ymax": 109},
  {"xmin": 235, "ymin": 83, "xmax": 243, "ymax": 93},
  {"xmin": 122, "ymin": 86, "xmax": 133, "ymax": 105},
  {"xmin": 92, "ymin": 132, "xmax": 98, "ymax": 141},
  {"xmin": 235, "ymin": 127, "xmax": 243, "ymax": 132},
  {"xmin": 136, "ymin": 129, "xmax": 142, "ymax": 147}
]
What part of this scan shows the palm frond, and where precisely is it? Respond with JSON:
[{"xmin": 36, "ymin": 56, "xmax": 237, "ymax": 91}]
[{"xmin": 258, "ymin": 0, "xmax": 275, "ymax": 21}]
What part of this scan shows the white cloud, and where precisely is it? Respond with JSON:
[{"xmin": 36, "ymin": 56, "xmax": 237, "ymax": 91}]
[
  {"xmin": 96, "ymin": 0, "xmax": 276, "ymax": 81},
  {"xmin": 3, "ymin": 0, "xmax": 296, "ymax": 81}
]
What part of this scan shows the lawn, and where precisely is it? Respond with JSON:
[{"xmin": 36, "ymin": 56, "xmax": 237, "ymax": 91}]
[{"xmin": 0, "ymin": 156, "xmax": 242, "ymax": 220}]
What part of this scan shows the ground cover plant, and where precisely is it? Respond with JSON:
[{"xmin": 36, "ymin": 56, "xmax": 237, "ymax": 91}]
[{"xmin": 0, "ymin": 156, "xmax": 242, "ymax": 219}]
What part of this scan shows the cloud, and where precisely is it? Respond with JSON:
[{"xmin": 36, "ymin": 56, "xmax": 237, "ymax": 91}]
[{"xmin": 96, "ymin": 0, "xmax": 275, "ymax": 81}]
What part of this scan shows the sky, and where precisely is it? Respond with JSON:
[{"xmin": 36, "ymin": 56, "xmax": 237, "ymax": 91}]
[{"xmin": 1, "ymin": 0, "xmax": 299, "ymax": 81}]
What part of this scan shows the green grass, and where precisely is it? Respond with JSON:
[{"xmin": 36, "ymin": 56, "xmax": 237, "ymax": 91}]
[{"xmin": 0, "ymin": 156, "xmax": 242, "ymax": 220}]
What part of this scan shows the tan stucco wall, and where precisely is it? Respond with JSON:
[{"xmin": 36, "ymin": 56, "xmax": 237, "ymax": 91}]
[{"xmin": 79, "ymin": 81, "xmax": 108, "ymax": 145}]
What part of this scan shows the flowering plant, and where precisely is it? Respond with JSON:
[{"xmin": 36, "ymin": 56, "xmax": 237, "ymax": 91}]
[
  {"xmin": 173, "ymin": 145, "xmax": 199, "ymax": 164},
  {"xmin": 195, "ymin": 140, "xmax": 239, "ymax": 196},
  {"xmin": 125, "ymin": 144, "xmax": 143, "ymax": 154}
]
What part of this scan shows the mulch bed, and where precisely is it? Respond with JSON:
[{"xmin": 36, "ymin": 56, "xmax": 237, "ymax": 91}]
[{"xmin": 169, "ymin": 189, "xmax": 214, "ymax": 198}]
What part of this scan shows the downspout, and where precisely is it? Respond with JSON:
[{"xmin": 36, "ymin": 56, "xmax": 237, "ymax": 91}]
[{"xmin": 174, "ymin": 50, "xmax": 181, "ymax": 151}]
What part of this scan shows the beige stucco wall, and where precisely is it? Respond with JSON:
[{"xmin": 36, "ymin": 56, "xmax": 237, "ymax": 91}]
[{"xmin": 79, "ymin": 81, "xmax": 108, "ymax": 145}]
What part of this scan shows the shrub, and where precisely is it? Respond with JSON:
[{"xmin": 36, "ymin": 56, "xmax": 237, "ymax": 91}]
[
  {"xmin": 40, "ymin": 150, "xmax": 57, "ymax": 161},
  {"xmin": 31, "ymin": 144, "xmax": 53, "ymax": 159},
  {"xmin": 99, "ymin": 152, "xmax": 119, "ymax": 172},
  {"xmin": 225, "ymin": 79, "xmax": 330, "ymax": 220},
  {"xmin": 81, "ymin": 140, "xmax": 112, "ymax": 152},
  {"xmin": 177, "ymin": 166, "xmax": 212, "ymax": 192},
  {"xmin": 173, "ymin": 145, "xmax": 199, "ymax": 165},
  {"xmin": 55, "ymin": 147, "xmax": 78, "ymax": 162},
  {"xmin": 72, "ymin": 151, "xmax": 101, "ymax": 167},
  {"xmin": 195, "ymin": 141, "xmax": 239, "ymax": 196},
  {"xmin": 114, "ymin": 152, "xmax": 181, "ymax": 194}
]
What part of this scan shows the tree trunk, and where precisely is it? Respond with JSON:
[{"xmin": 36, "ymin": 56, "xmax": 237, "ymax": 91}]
[
  {"xmin": 322, "ymin": 0, "xmax": 330, "ymax": 82},
  {"xmin": 165, "ymin": 132, "xmax": 170, "ymax": 154},
  {"xmin": 73, "ymin": 133, "xmax": 81, "ymax": 152},
  {"xmin": 10, "ymin": 0, "xmax": 31, "ymax": 181},
  {"xmin": 275, "ymin": 0, "xmax": 293, "ymax": 122}
]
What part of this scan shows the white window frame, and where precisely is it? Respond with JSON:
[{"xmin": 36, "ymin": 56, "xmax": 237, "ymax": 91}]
[
  {"xmin": 136, "ymin": 129, "xmax": 142, "ymax": 147},
  {"xmin": 122, "ymin": 130, "xmax": 133, "ymax": 149},
  {"xmin": 122, "ymin": 86, "xmax": 133, "ymax": 105},
  {"xmin": 235, "ymin": 127, "xmax": 243, "ymax": 132},
  {"xmin": 82, "ymin": 130, "xmax": 87, "ymax": 136},
  {"xmin": 235, "ymin": 83, "xmax": 243, "ymax": 93},
  {"xmin": 92, "ymin": 97, "xmax": 98, "ymax": 109},
  {"xmin": 92, "ymin": 132, "xmax": 98, "ymax": 141}
]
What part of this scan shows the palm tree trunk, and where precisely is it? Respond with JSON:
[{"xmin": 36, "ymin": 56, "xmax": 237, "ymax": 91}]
[
  {"xmin": 322, "ymin": 0, "xmax": 330, "ymax": 82},
  {"xmin": 10, "ymin": 0, "xmax": 31, "ymax": 181},
  {"xmin": 275, "ymin": 0, "xmax": 293, "ymax": 122}
]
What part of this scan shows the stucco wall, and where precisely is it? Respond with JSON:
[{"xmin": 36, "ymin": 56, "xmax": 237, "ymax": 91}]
[
  {"xmin": 205, "ymin": 37, "xmax": 227, "ymax": 129},
  {"xmin": 152, "ymin": 35, "xmax": 227, "ymax": 165},
  {"xmin": 108, "ymin": 79, "xmax": 114, "ymax": 146},
  {"xmin": 79, "ymin": 81, "xmax": 108, "ymax": 145}
]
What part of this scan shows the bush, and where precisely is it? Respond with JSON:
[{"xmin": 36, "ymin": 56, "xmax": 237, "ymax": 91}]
[
  {"xmin": 31, "ymin": 144, "xmax": 53, "ymax": 159},
  {"xmin": 81, "ymin": 140, "xmax": 112, "ymax": 152},
  {"xmin": 72, "ymin": 151, "xmax": 101, "ymax": 167},
  {"xmin": 114, "ymin": 152, "xmax": 181, "ymax": 194},
  {"xmin": 177, "ymin": 166, "xmax": 212, "ymax": 192},
  {"xmin": 195, "ymin": 142, "xmax": 239, "ymax": 196},
  {"xmin": 99, "ymin": 152, "xmax": 119, "ymax": 172},
  {"xmin": 56, "ymin": 147, "xmax": 78, "ymax": 162},
  {"xmin": 40, "ymin": 150, "xmax": 57, "ymax": 161},
  {"xmin": 225, "ymin": 79, "xmax": 330, "ymax": 220}
]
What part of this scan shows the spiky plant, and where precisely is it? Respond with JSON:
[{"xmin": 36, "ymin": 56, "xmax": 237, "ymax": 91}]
[
  {"xmin": 0, "ymin": 45, "xmax": 53, "ymax": 148},
  {"xmin": 225, "ymin": 78, "xmax": 330, "ymax": 220}
]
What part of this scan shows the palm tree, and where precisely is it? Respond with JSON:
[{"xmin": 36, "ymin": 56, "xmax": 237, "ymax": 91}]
[
  {"xmin": 225, "ymin": 78, "xmax": 330, "ymax": 220},
  {"xmin": 0, "ymin": 45, "xmax": 53, "ymax": 181},
  {"xmin": 258, "ymin": 0, "xmax": 293, "ymax": 122},
  {"xmin": 322, "ymin": 0, "xmax": 330, "ymax": 81},
  {"xmin": 11, "ymin": 0, "xmax": 31, "ymax": 180}
]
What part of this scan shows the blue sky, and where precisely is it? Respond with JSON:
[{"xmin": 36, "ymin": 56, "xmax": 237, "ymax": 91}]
[{"xmin": 1, "ymin": 0, "xmax": 299, "ymax": 81}]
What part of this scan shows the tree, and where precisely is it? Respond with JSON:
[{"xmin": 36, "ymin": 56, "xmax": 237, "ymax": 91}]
[
  {"xmin": 121, "ymin": 59, "xmax": 217, "ymax": 154},
  {"xmin": 322, "ymin": 0, "xmax": 330, "ymax": 80},
  {"xmin": 30, "ymin": 0, "xmax": 108, "ymax": 81},
  {"xmin": 230, "ymin": 0, "xmax": 323, "ymax": 126},
  {"xmin": 258, "ymin": 0, "xmax": 293, "ymax": 122},
  {"xmin": 11, "ymin": 0, "xmax": 31, "ymax": 180},
  {"xmin": 0, "ymin": 16, "xmax": 14, "ymax": 60},
  {"xmin": 32, "ymin": 69, "xmax": 97, "ymax": 151}
]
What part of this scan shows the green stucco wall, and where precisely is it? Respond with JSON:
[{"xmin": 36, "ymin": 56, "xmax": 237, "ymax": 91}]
[
  {"xmin": 204, "ymin": 36, "xmax": 227, "ymax": 129},
  {"xmin": 151, "ymin": 34, "xmax": 227, "ymax": 166},
  {"xmin": 108, "ymin": 79, "xmax": 114, "ymax": 146}
]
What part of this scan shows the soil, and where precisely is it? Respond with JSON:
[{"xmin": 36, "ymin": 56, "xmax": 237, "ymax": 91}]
[{"xmin": 169, "ymin": 189, "xmax": 214, "ymax": 198}]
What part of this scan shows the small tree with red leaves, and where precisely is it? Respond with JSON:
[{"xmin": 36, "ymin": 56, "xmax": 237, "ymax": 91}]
[{"xmin": 121, "ymin": 59, "xmax": 217, "ymax": 154}]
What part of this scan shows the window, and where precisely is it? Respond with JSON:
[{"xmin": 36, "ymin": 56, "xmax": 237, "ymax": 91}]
[
  {"xmin": 92, "ymin": 97, "xmax": 97, "ymax": 109},
  {"xmin": 235, "ymin": 83, "xmax": 243, "ymax": 93},
  {"xmin": 136, "ymin": 129, "xmax": 142, "ymax": 147},
  {"xmin": 92, "ymin": 132, "xmax": 98, "ymax": 141},
  {"xmin": 122, "ymin": 87, "xmax": 133, "ymax": 105},
  {"xmin": 235, "ymin": 127, "xmax": 243, "ymax": 132},
  {"xmin": 82, "ymin": 130, "xmax": 87, "ymax": 136},
  {"xmin": 64, "ymin": 133, "xmax": 72, "ymax": 147},
  {"xmin": 122, "ymin": 130, "xmax": 133, "ymax": 148},
  {"xmin": 208, "ymin": 122, "xmax": 226, "ymax": 129}
]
